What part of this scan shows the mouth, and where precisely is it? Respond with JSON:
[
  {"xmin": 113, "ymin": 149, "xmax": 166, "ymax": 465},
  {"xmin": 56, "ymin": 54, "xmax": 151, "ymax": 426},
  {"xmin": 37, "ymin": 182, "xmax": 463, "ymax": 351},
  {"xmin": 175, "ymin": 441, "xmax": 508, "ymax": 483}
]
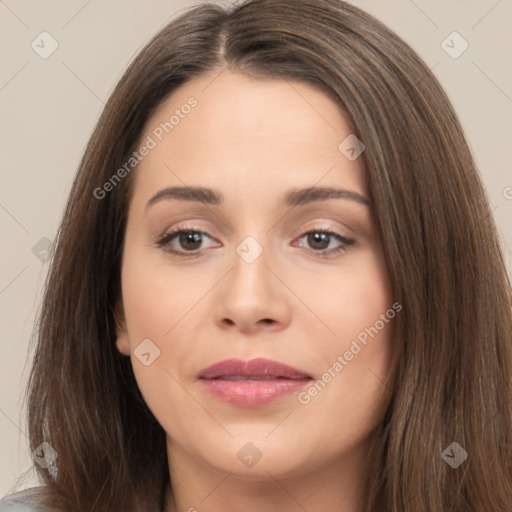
[{"xmin": 198, "ymin": 358, "xmax": 313, "ymax": 407}]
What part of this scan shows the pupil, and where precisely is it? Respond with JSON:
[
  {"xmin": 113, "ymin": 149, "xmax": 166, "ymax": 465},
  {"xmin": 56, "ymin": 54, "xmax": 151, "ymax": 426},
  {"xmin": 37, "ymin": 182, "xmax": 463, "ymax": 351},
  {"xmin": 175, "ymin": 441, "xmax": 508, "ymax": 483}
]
[
  {"xmin": 180, "ymin": 231, "xmax": 201, "ymax": 250},
  {"xmin": 309, "ymin": 232, "xmax": 329, "ymax": 250}
]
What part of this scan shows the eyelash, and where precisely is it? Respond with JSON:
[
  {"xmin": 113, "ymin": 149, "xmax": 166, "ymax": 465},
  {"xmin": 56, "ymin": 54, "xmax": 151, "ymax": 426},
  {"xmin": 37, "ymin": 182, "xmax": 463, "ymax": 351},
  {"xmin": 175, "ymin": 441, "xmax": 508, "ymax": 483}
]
[{"xmin": 154, "ymin": 224, "xmax": 355, "ymax": 259}]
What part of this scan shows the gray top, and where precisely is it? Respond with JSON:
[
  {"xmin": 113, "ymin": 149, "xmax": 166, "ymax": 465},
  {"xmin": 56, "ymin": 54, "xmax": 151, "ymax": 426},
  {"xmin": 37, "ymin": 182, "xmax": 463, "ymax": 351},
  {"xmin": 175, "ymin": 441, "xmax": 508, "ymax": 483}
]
[{"xmin": 0, "ymin": 488, "xmax": 48, "ymax": 512}]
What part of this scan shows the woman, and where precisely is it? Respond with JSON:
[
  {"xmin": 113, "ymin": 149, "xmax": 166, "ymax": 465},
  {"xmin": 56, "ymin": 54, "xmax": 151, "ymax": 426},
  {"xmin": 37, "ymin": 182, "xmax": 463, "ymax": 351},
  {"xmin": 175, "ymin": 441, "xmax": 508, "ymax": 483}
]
[{"xmin": 2, "ymin": 0, "xmax": 511, "ymax": 510}]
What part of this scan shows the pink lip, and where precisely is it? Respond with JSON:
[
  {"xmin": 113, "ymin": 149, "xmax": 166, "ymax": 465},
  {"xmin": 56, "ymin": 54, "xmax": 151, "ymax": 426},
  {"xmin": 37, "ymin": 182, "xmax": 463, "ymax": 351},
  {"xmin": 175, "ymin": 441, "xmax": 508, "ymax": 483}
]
[{"xmin": 198, "ymin": 358, "xmax": 312, "ymax": 407}]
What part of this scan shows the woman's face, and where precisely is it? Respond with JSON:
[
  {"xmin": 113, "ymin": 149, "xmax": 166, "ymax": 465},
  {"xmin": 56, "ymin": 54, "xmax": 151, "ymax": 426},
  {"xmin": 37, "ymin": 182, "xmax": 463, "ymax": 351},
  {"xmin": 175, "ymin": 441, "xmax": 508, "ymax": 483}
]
[{"xmin": 116, "ymin": 69, "xmax": 396, "ymax": 482}]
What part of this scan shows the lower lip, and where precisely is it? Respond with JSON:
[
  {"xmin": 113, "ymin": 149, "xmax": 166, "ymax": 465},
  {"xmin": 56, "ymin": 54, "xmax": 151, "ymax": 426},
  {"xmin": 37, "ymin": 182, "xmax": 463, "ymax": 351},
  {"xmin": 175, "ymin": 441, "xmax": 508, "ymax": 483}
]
[{"xmin": 200, "ymin": 378, "xmax": 311, "ymax": 407}]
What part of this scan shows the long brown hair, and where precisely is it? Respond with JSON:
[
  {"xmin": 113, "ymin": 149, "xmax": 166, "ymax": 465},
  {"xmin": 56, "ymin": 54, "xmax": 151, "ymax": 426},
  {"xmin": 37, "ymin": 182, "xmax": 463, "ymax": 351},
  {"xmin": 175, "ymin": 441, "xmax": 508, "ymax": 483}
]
[{"xmin": 25, "ymin": 0, "xmax": 512, "ymax": 510}]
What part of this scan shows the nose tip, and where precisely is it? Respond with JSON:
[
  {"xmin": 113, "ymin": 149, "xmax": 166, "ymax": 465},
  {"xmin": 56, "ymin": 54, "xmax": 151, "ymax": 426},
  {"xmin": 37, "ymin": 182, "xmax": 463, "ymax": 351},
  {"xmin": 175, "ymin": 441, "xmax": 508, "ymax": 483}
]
[{"xmin": 221, "ymin": 316, "xmax": 276, "ymax": 330}]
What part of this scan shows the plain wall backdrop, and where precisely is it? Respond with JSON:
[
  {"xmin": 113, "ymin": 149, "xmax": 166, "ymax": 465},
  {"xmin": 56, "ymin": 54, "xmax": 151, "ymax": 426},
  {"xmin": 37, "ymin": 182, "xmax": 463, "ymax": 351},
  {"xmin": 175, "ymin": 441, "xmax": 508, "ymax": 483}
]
[{"xmin": 1, "ymin": 0, "xmax": 511, "ymax": 494}]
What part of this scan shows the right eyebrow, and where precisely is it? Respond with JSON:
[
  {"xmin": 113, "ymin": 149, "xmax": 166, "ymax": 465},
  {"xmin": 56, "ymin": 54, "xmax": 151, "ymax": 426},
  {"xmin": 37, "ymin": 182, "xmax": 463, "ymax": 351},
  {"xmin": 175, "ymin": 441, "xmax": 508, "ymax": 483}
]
[{"xmin": 145, "ymin": 186, "xmax": 223, "ymax": 211}]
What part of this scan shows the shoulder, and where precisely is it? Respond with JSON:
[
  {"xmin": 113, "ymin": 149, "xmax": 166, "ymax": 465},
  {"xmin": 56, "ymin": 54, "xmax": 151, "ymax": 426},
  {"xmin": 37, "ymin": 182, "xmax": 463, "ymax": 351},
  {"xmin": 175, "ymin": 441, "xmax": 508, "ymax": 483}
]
[{"xmin": 0, "ymin": 487, "xmax": 49, "ymax": 512}]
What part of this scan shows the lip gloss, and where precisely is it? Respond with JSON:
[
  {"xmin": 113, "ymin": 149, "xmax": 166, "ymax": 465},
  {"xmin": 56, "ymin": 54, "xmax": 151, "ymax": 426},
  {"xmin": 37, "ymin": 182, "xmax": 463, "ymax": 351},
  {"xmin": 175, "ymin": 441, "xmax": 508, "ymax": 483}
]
[
  {"xmin": 200, "ymin": 377, "xmax": 311, "ymax": 406},
  {"xmin": 198, "ymin": 357, "xmax": 313, "ymax": 407}
]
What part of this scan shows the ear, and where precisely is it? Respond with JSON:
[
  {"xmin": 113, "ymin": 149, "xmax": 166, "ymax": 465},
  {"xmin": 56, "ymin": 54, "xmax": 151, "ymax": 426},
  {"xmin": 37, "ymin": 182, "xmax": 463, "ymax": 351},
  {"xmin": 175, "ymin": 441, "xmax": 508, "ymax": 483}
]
[{"xmin": 114, "ymin": 300, "xmax": 130, "ymax": 356}]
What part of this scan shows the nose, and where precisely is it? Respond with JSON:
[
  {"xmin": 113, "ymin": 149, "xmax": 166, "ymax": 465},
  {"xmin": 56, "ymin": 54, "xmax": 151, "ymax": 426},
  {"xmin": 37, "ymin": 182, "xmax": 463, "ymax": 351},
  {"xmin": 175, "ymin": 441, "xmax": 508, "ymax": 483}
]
[{"xmin": 213, "ymin": 242, "xmax": 292, "ymax": 335}]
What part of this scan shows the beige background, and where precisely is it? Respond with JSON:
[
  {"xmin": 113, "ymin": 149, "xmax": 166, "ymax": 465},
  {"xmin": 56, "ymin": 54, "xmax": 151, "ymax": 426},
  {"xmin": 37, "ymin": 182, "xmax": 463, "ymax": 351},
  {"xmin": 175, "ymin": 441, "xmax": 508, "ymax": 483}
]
[{"xmin": 0, "ymin": 0, "xmax": 511, "ymax": 494}]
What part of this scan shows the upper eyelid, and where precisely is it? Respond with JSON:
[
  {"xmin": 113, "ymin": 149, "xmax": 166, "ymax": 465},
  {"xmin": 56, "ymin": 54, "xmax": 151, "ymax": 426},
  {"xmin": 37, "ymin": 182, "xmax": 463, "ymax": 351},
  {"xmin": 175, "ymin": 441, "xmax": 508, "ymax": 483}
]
[{"xmin": 161, "ymin": 224, "xmax": 351, "ymax": 238}]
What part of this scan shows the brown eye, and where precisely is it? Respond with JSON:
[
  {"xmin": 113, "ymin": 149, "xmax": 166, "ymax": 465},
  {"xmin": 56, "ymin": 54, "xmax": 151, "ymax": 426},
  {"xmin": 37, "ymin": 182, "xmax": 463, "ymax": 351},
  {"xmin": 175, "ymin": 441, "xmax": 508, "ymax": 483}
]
[
  {"xmin": 155, "ymin": 227, "xmax": 354, "ymax": 259},
  {"xmin": 307, "ymin": 232, "xmax": 330, "ymax": 250},
  {"xmin": 294, "ymin": 229, "xmax": 355, "ymax": 257},
  {"xmin": 155, "ymin": 229, "xmax": 216, "ymax": 256},
  {"xmin": 176, "ymin": 231, "xmax": 203, "ymax": 251}
]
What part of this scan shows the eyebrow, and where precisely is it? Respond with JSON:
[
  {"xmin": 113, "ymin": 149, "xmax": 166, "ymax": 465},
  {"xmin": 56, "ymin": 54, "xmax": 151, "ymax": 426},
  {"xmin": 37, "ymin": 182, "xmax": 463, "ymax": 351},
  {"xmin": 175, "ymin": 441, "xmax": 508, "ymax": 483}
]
[{"xmin": 145, "ymin": 185, "xmax": 371, "ymax": 210}]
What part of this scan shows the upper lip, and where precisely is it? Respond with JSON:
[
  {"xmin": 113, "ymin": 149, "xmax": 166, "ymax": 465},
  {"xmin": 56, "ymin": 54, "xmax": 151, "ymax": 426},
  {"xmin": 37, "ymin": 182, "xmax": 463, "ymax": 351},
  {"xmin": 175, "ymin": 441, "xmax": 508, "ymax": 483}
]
[{"xmin": 198, "ymin": 358, "xmax": 312, "ymax": 380}]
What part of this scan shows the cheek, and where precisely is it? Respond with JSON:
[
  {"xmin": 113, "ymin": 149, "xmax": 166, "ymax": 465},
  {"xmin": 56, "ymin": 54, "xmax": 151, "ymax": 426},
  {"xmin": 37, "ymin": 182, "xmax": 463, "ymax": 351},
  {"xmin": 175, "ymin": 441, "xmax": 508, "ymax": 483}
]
[
  {"xmin": 295, "ymin": 246, "xmax": 394, "ymax": 358},
  {"xmin": 121, "ymin": 247, "xmax": 205, "ymax": 343},
  {"xmin": 292, "ymin": 248, "xmax": 395, "ymax": 435},
  {"xmin": 118, "ymin": 244, "xmax": 214, "ymax": 434}
]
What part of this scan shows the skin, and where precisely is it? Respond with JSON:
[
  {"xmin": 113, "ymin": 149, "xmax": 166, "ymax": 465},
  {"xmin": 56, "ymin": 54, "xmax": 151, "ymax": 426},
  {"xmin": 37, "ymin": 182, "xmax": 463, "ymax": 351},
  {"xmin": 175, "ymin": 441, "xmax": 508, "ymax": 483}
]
[{"xmin": 115, "ymin": 69, "xmax": 396, "ymax": 512}]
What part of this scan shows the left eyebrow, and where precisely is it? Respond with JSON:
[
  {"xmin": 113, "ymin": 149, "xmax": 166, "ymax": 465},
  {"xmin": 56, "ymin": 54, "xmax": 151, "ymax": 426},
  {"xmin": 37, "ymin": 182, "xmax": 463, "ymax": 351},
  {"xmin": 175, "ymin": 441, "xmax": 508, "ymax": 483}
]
[
  {"xmin": 145, "ymin": 185, "xmax": 371, "ymax": 211},
  {"xmin": 283, "ymin": 186, "xmax": 371, "ymax": 207}
]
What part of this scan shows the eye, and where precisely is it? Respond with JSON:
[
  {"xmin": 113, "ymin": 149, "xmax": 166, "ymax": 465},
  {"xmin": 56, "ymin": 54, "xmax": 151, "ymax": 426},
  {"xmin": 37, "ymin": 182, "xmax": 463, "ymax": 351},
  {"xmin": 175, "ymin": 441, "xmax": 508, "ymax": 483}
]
[
  {"xmin": 154, "ymin": 226, "xmax": 355, "ymax": 258},
  {"xmin": 293, "ymin": 229, "xmax": 355, "ymax": 257},
  {"xmin": 155, "ymin": 227, "xmax": 218, "ymax": 256}
]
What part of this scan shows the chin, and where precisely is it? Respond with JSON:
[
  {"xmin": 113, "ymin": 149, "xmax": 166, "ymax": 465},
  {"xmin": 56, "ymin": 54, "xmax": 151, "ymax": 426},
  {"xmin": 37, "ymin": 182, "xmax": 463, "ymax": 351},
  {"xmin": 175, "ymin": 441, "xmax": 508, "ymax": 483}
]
[{"xmin": 198, "ymin": 438, "xmax": 315, "ymax": 480}]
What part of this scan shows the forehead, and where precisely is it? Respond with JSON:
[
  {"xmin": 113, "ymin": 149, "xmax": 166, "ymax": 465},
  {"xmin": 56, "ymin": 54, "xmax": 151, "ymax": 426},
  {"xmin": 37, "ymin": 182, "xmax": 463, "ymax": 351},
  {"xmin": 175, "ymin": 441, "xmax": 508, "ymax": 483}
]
[{"xmin": 130, "ymin": 70, "xmax": 366, "ymax": 209}]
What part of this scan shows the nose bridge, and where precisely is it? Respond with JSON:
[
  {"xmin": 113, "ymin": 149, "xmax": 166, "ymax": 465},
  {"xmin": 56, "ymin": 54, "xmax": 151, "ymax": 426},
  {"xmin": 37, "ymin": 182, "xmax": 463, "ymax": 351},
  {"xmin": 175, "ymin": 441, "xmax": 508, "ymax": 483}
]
[
  {"xmin": 229, "ymin": 233, "xmax": 271, "ymax": 297},
  {"xmin": 235, "ymin": 234, "xmax": 266, "ymax": 267},
  {"xmin": 227, "ymin": 201, "xmax": 273, "ymax": 273},
  {"xmin": 212, "ymin": 228, "xmax": 291, "ymax": 331}
]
